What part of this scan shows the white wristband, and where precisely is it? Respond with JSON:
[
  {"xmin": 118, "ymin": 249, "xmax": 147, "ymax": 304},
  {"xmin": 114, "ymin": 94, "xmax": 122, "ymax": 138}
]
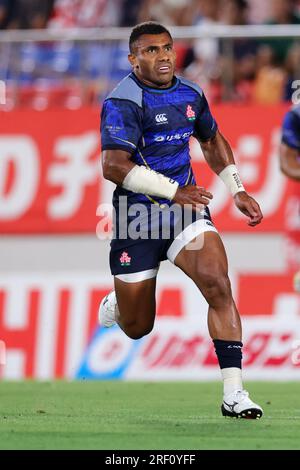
[
  {"xmin": 122, "ymin": 165, "xmax": 179, "ymax": 200},
  {"xmin": 218, "ymin": 164, "xmax": 245, "ymax": 196}
]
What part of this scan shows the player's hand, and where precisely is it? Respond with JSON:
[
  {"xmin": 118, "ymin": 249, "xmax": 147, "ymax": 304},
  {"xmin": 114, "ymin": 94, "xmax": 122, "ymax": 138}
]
[
  {"xmin": 173, "ymin": 185, "xmax": 213, "ymax": 210},
  {"xmin": 234, "ymin": 191, "xmax": 263, "ymax": 226}
]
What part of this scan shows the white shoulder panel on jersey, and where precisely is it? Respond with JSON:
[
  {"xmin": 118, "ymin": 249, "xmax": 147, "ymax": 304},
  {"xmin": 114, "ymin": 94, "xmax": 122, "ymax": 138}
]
[
  {"xmin": 106, "ymin": 74, "xmax": 143, "ymax": 108},
  {"xmin": 178, "ymin": 76, "xmax": 203, "ymax": 96}
]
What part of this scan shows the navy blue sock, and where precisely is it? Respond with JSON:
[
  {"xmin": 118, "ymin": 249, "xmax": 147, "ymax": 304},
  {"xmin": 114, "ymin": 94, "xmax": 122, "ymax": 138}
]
[{"xmin": 213, "ymin": 339, "xmax": 243, "ymax": 369}]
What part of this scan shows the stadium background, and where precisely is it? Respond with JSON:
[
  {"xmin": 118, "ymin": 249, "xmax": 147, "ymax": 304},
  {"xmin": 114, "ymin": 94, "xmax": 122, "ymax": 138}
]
[{"xmin": 0, "ymin": 0, "xmax": 299, "ymax": 384}]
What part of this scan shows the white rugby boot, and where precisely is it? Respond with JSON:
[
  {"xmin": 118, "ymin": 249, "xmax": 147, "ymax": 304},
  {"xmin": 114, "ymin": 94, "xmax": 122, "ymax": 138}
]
[
  {"xmin": 221, "ymin": 390, "xmax": 263, "ymax": 419},
  {"xmin": 98, "ymin": 291, "xmax": 118, "ymax": 327}
]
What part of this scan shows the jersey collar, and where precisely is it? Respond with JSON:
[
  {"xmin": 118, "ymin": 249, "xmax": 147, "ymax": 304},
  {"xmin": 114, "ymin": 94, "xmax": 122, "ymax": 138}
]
[{"xmin": 130, "ymin": 72, "xmax": 179, "ymax": 93}]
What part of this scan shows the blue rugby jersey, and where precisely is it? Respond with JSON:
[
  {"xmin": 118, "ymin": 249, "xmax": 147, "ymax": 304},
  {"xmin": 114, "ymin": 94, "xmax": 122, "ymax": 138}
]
[
  {"xmin": 282, "ymin": 104, "xmax": 300, "ymax": 152},
  {"xmin": 101, "ymin": 72, "xmax": 218, "ymax": 208}
]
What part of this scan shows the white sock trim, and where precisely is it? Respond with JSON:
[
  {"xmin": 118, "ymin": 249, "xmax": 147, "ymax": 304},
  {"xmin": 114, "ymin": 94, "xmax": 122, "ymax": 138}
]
[{"xmin": 221, "ymin": 367, "xmax": 243, "ymax": 397}]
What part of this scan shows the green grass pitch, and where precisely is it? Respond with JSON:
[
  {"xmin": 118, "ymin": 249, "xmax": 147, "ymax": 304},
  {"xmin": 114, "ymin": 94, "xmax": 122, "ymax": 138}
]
[{"xmin": 0, "ymin": 381, "xmax": 299, "ymax": 450}]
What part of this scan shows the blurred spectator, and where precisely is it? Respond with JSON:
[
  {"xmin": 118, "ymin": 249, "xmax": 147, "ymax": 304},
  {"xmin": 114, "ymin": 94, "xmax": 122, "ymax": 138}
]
[
  {"xmin": 193, "ymin": 0, "xmax": 221, "ymax": 64},
  {"xmin": 247, "ymin": 0, "xmax": 271, "ymax": 24},
  {"xmin": 9, "ymin": 0, "xmax": 54, "ymax": 29},
  {"xmin": 253, "ymin": 59, "xmax": 287, "ymax": 104},
  {"xmin": 183, "ymin": 0, "xmax": 221, "ymax": 100},
  {"xmin": 48, "ymin": 0, "xmax": 122, "ymax": 28},
  {"xmin": 269, "ymin": 0, "xmax": 300, "ymax": 23},
  {"xmin": 255, "ymin": 0, "xmax": 300, "ymax": 102},
  {"xmin": 219, "ymin": 0, "xmax": 258, "ymax": 101},
  {"xmin": 219, "ymin": 0, "xmax": 250, "ymax": 24},
  {"xmin": 0, "ymin": 0, "xmax": 16, "ymax": 29},
  {"xmin": 120, "ymin": 0, "xmax": 144, "ymax": 26},
  {"xmin": 261, "ymin": 0, "xmax": 300, "ymax": 64},
  {"xmin": 138, "ymin": 0, "xmax": 194, "ymax": 26}
]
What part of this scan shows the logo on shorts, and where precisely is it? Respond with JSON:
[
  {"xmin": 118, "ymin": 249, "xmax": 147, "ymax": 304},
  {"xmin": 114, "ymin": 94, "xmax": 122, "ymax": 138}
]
[
  {"xmin": 120, "ymin": 251, "xmax": 131, "ymax": 266},
  {"xmin": 186, "ymin": 105, "xmax": 196, "ymax": 121},
  {"xmin": 205, "ymin": 220, "xmax": 213, "ymax": 227}
]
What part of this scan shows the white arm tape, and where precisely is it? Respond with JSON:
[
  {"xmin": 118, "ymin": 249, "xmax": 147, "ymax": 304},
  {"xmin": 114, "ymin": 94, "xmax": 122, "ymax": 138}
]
[
  {"xmin": 218, "ymin": 164, "xmax": 245, "ymax": 196},
  {"xmin": 122, "ymin": 165, "xmax": 179, "ymax": 200}
]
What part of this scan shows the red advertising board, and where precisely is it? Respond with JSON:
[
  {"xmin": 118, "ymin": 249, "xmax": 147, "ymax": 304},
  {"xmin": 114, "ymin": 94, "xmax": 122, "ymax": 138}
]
[
  {"xmin": 0, "ymin": 271, "xmax": 299, "ymax": 380},
  {"xmin": 0, "ymin": 108, "xmax": 100, "ymax": 233}
]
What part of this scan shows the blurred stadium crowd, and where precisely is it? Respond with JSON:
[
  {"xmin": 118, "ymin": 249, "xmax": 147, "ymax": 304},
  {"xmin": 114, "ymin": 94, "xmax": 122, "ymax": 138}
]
[{"xmin": 0, "ymin": 0, "xmax": 300, "ymax": 108}]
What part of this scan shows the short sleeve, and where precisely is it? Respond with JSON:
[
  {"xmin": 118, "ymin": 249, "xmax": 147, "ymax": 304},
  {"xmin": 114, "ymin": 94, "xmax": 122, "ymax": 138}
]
[
  {"xmin": 100, "ymin": 99, "xmax": 143, "ymax": 154},
  {"xmin": 281, "ymin": 110, "xmax": 300, "ymax": 151},
  {"xmin": 194, "ymin": 93, "xmax": 218, "ymax": 142}
]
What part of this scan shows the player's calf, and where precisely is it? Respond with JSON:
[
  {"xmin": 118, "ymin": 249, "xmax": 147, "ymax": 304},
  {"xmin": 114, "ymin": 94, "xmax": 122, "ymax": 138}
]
[{"xmin": 98, "ymin": 290, "xmax": 154, "ymax": 339}]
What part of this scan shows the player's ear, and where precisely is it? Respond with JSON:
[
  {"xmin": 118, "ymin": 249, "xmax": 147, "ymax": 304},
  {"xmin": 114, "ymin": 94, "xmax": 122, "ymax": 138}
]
[{"xmin": 128, "ymin": 54, "xmax": 136, "ymax": 69}]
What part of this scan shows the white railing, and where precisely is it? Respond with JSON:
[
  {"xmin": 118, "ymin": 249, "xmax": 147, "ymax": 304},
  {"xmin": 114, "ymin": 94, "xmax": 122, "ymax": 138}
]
[{"xmin": 0, "ymin": 24, "xmax": 299, "ymax": 43}]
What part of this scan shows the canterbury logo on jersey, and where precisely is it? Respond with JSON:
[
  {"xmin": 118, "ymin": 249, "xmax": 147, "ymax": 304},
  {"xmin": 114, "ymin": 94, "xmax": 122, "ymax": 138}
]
[{"xmin": 155, "ymin": 113, "xmax": 168, "ymax": 124}]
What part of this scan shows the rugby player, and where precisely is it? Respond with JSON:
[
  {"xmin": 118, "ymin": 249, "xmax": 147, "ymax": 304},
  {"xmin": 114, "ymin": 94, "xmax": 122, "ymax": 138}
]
[{"xmin": 100, "ymin": 22, "xmax": 263, "ymax": 419}]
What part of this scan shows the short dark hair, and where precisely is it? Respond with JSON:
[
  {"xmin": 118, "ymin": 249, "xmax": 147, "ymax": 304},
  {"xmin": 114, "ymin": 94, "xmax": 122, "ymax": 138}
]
[{"xmin": 129, "ymin": 22, "xmax": 172, "ymax": 53}]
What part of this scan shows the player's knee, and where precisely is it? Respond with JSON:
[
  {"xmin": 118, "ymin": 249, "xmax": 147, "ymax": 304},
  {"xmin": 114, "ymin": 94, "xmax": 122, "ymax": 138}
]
[
  {"xmin": 201, "ymin": 270, "xmax": 232, "ymax": 304},
  {"xmin": 122, "ymin": 318, "xmax": 154, "ymax": 340}
]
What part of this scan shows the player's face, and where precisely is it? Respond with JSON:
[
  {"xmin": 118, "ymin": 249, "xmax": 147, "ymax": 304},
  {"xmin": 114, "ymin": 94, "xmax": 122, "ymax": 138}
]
[{"xmin": 128, "ymin": 33, "xmax": 176, "ymax": 88}]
